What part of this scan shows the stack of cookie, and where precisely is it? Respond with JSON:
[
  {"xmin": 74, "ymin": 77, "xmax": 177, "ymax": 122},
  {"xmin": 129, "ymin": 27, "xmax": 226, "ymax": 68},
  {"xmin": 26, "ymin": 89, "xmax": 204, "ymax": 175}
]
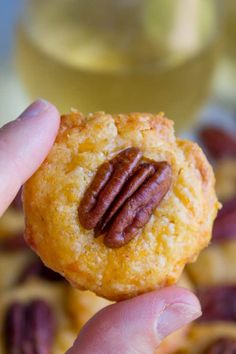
[{"xmin": 179, "ymin": 126, "xmax": 236, "ymax": 353}]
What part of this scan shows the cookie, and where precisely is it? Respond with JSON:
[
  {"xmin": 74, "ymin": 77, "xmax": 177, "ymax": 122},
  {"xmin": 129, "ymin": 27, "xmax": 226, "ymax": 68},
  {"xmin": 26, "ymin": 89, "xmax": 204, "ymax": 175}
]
[
  {"xmin": 187, "ymin": 196, "xmax": 236, "ymax": 286},
  {"xmin": 178, "ymin": 323, "xmax": 236, "ymax": 354},
  {"xmin": 177, "ymin": 285, "xmax": 236, "ymax": 353},
  {"xmin": 0, "ymin": 281, "xmax": 77, "ymax": 354},
  {"xmin": 0, "ymin": 251, "xmax": 33, "ymax": 291},
  {"xmin": 177, "ymin": 272, "xmax": 194, "ymax": 291},
  {"xmin": 156, "ymin": 327, "xmax": 189, "ymax": 354},
  {"xmin": 66, "ymin": 288, "xmax": 112, "ymax": 331},
  {"xmin": 0, "ymin": 209, "xmax": 24, "ymax": 239},
  {"xmin": 187, "ymin": 240, "xmax": 236, "ymax": 287},
  {"xmin": 0, "ymin": 212, "xmax": 31, "ymax": 291},
  {"xmin": 215, "ymin": 159, "xmax": 236, "ymax": 201},
  {"xmin": 24, "ymin": 111, "xmax": 219, "ymax": 300}
]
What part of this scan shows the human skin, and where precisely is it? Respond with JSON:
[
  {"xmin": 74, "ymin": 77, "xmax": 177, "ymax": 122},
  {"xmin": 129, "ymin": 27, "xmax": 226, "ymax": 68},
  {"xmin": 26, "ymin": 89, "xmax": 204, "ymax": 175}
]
[{"xmin": 0, "ymin": 100, "xmax": 201, "ymax": 354}]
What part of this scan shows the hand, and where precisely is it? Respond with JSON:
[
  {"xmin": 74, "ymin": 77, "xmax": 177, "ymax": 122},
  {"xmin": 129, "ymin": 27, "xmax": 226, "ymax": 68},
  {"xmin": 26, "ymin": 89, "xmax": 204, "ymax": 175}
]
[{"xmin": 0, "ymin": 100, "xmax": 201, "ymax": 354}]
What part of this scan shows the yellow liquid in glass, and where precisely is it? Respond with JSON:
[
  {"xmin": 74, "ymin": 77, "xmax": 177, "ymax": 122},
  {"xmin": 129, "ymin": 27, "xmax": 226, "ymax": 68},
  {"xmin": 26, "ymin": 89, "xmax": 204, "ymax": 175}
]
[
  {"xmin": 224, "ymin": 0, "xmax": 236, "ymax": 60},
  {"xmin": 16, "ymin": 1, "xmax": 219, "ymax": 131},
  {"xmin": 213, "ymin": 0, "xmax": 236, "ymax": 104}
]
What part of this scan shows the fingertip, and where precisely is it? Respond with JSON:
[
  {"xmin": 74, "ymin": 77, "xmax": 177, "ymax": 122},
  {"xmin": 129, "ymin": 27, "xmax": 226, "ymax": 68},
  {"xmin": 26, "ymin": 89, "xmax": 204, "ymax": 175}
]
[
  {"xmin": 18, "ymin": 99, "xmax": 60, "ymax": 134},
  {"xmin": 156, "ymin": 286, "xmax": 201, "ymax": 312},
  {"xmin": 0, "ymin": 100, "xmax": 61, "ymax": 215},
  {"xmin": 154, "ymin": 287, "xmax": 201, "ymax": 340}
]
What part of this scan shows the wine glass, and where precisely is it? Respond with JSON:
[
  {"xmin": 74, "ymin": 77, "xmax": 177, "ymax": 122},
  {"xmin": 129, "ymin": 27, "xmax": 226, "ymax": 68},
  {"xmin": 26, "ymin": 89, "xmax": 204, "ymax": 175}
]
[{"xmin": 16, "ymin": 0, "xmax": 221, "ymax": 131}]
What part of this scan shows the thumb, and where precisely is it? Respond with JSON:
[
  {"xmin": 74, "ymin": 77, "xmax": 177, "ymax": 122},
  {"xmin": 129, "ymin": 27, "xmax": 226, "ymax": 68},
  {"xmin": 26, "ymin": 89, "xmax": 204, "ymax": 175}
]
[{"xmin": 66, "ymin": 286, "xmax": 201, "ymax": 354}]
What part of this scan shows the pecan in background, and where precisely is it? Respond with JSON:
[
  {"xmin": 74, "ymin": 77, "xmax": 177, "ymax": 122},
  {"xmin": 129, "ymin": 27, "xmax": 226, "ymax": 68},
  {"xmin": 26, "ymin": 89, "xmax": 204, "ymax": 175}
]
[
  {"xmin": 204, "ymin": 338, "xmax": 236, "ymax": 354},
  {"xmin": 23, "ymin": 300, "xmax": 55, "ymax": 354},
  {"xmin": 200, "ymin": 126, "xmax": 236, "ymax": 160},
  {"xmin": 79, "ymin": 147, "xmax": 172, "ymax": 248},
  {"xmin": 197, "ymin": 285, "xmax": 236, "ymax": 323},
  {"xmin": 4, "ymin": 302, "xmax": 25, "ymax": 354},
  {"xmin": 212, "ymin": 196, "xmax": 236, "ymax": 243},
  {"xmin": 4, "ymin": 300, "xmax": 55, "ymax": 354},
  {"xmin": 0, "ymin": 233, "xmax": 27, "ymax": 252},
  {"xmin": 18, "ymin": 258, "xmax": 64, "ymax": 284}
]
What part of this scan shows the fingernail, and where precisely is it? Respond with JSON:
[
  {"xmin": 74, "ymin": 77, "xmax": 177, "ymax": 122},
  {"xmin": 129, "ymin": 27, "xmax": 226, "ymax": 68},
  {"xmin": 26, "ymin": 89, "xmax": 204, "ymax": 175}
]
[
  {"xmin": 19, "ymin": 99, "xmax": 50, "ymax": 119},
  {"xmin": 157, "ymin": 302, "xmax": 202, "ymax": 339}
]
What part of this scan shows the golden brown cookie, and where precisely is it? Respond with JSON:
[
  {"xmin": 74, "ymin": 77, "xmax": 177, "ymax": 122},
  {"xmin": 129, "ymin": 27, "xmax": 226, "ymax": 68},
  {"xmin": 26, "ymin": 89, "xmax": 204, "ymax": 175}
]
[
  {"xmin": 187, "ymin": 240, "xmax": 236, "ymax": 286},
  {"xmin": 66, "ymin": 288, "xmax": 112, "ymax": 331},
  {"xmin": 0, "ymin": 280, "xmax": 77, "ymax": 354},
  {"xmin": 156, "ymin": 327, "xmax": 189, "ymax": 354},
  {"xmin": 177, "ymin": 272, "xmax": 194, "ymax": 291},
  {"xmin": 24, "ymin": 111, "xmax": 219, "ymax": 300},
  {"xmin": 177, "ymin": 284, "xmax": 236, "ymax": 353},
  {"xmin": 187, "ymin": 196, "xmax": 236, "ymax": 287},
  {"xmin": 215, "ymin": 158, "xmax": 236, "ymax": 201},
  {"xmin": 0, "ymin": 209, "xmax": 24, "ymax": 239},
  {"xmin": 0, "ymin": 215, "xmax": 32, "ymax": 291},
  {"xmin": 177, "ymin": 323, "xmax": 236, "ymax": 354},
  {"xmin": 0, "ymin": 251, "xmax": 33, "ymax": 291}
]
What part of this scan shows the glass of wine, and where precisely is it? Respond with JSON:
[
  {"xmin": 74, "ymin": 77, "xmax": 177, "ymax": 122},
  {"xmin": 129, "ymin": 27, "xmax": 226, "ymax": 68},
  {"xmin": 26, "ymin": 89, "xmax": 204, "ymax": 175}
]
[
  {"xmin": 16, "ymin": 0, "xmax": 221, "ymax": 131},
  {"xmin": 214, "ymin": 0, "xmax": 236, "ymax": 105}
]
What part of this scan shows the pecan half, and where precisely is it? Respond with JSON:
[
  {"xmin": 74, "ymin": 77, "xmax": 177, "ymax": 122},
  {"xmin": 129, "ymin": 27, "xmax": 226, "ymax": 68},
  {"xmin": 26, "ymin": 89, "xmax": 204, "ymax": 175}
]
[
  {"xmin": 95, "ymin": 163, "xmax": 156, "ymax": 236},
  {"xmin": 18, "ymin": 258, "xmax": 64, "ymax": 284},
  {"xmin": 212, "ymin": 196, "xmax": 236, "ymax": 243},
  {"xmin": 23, "ymin": 300, "xmax": 55, "ymax": 354},
  {"xmin": 204, "ymin": 338, "xmax": 236, "ymax": 354},
  {"xmin": 197, "ymin": 285, "xmax": 236, "ymax": 323},
  {"xmin": 4, "ymin": 302, "xmax": 25, "ymax": 354},
  {"xmin": 104, "ymin": 161, "xmax": 172, "ymax": 248},
  {"xmin": 200, "ymin": 126, "xmax": 236, "ymax": 160},
  {"xmin": 78, "ymin": 147, "xmax": 142, "ymax": 230},
  {"xmin": 0, "ymin": 234, "xmax": 27, "ymax": 252},
  {"xmin": 79, "ymin": 147, "xmax": 172, "ymax": 248},
  {"xmin": 4, "ymin": 300, "xmax": 55, "ymax": 354}
]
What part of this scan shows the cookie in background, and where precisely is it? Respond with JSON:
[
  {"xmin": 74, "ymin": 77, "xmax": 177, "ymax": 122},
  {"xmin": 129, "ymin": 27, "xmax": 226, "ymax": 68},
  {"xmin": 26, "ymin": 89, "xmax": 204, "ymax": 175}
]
[
  {"xmin": 176, "ymin": 285, "xmax": 236, "ymax": 353},
  {"xmin": 181, "ymin": 125, "xmax": 236, "ymax": 353},
  {"xmin": 187, "ymin": 124, "xmax": 236, "ymax": 287},
  {"xmin": 0, "ymin": 280, "xmax": 77, "ymax": 354}
]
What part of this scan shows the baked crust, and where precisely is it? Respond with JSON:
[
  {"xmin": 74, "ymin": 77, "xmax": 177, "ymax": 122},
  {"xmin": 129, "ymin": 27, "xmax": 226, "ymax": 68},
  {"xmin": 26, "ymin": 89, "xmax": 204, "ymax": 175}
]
[{"xmin": 24, "ymin": 111, "xmax": 219, "ymax": 300}]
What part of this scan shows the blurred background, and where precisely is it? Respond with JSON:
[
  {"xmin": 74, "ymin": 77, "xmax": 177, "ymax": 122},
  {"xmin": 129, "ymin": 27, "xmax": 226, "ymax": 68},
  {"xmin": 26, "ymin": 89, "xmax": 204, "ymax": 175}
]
[
  {"xmin": 0, "ymin": 0, "xmax": 236, "ymax": 131},
  {"xmin": 0, "ymin": 1, "xmax": 236, "ymax": 354}
]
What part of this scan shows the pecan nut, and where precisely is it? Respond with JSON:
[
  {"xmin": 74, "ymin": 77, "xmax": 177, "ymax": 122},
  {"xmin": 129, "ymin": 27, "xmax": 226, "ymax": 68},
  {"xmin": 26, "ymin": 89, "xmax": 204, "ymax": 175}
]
[
  {"xmin": 197, "ymin": 285, "xmax": 236, "ymax": 322},
  {"xmin": 4, "ymin": 300, "xmax": 55, "ymax": 354},
  {"xmin": 18, "ymin": 258, "xmax": 64, "ymax": 284},
  {"xmin": 78, "ymin": 147, "xmax": 142, "ymax": 230},
  {"xmin": 204, "ymin": 338, "xmax": 236, "ymax": 354},
  {"xmin": 212, "ymin": 196, "xmax": 236, "ymax": 243},
  {"xmin": 23, "ymin": 300, "xmax": 55, "ymax": 354},
  {"xmin": 95, "ymin": 163, "xmax": 156, "ymax": 236},
  {"xmin": 104, "ymin": 161, "xmax": 172, "ymax": 248},
  {"xmin": 200, "ymin": 126, "xmax": 236, "ymax": 160},
  {"xmin": 0, "ymin": 234, "xmax": 27, "ymax": 252},
  {"xmin": 79, "ymin": 147, "xmax": 172, "ymax": 248},
  {"xmin": 4, "ymin": 302, "xmax": 25, "ymax": 353}
]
